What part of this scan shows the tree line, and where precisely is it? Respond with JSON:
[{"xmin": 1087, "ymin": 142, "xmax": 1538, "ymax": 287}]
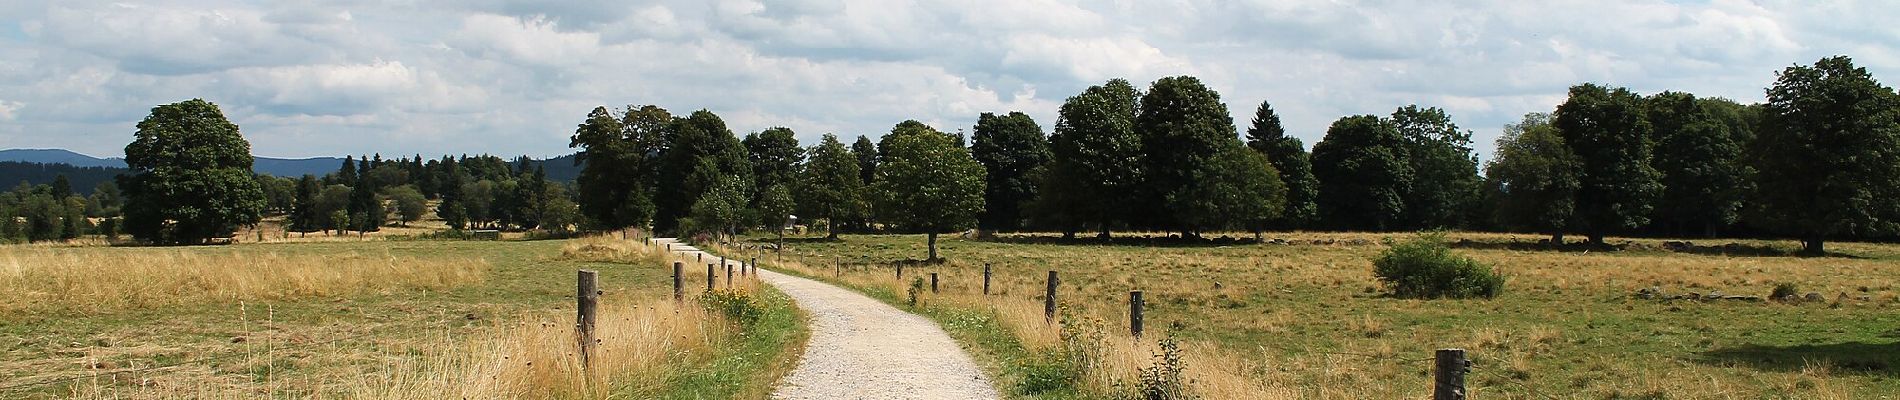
[{"xmin": 569, "ymin": 55, "xmax": 1899, "ymax": 257}]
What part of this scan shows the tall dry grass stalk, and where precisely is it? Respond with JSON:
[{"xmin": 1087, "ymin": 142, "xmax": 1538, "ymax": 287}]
[
  {"xmin": 347, "ymin": 298, "xmax": 733, "ymax": 399},
  {"xmin": 0, "ymin": 247, "xmax": 485, "ymax": 315},
  {"xmin": 354, "ymin": 236, "xmax": 753, "ymax": 399}
]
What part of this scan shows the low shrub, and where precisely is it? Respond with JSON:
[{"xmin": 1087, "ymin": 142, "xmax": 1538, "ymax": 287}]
[
  {"xmin": 1770, "ymin": 282, "xmax": 1800, "ymax": 300},
  {"xmin": 1120, "ymin": 336, "xmax": 1198, "ymax": 400},
  {"xmin": 1372, "ymin": 232, "xmax": 1505, "ymax": 299},
  {"xmin": 699, "ymin": 289, "xmax": 765, "ymax": 327}
]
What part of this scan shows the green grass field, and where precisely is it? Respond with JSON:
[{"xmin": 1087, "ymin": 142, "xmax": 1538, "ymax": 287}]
[
  {"xmin": 0, "ymin": 238, "xmax": 802, "ymax": 399},
  {"xmin": 752, "ymin": 231, "xmax": 1900, "ymax": 399}
]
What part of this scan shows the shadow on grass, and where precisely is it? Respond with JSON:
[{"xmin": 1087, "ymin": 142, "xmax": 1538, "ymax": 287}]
[
  {"xmin": 1698, "ymin": 340, "xmax": 1898, "ymax": 376},
  {"xmin": 980, "ymin": 233, "xmax": 1266, "ymax": 248}
]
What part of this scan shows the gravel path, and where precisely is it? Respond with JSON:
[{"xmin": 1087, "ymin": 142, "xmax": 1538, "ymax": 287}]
[{"xmin": 654, "ymin": 239, "xmax": 1000, "ymax": 400}]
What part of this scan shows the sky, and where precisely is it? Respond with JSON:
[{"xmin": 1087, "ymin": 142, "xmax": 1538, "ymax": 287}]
[{"xmin": 0, "ymin": 0, "xmax": 1894, "ymax": 161}]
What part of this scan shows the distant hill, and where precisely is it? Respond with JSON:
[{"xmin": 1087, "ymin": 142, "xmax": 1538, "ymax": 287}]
[
  {"xmin": 252, "ymin": 157, "xmax": 346, "ymax": 178},
  {"xmin": 0, "ymin": 161, "xmax": 127, "ymax": 195},
  {"xmin": 1, "ymin": 149, "xmax": 583, "ymax": 186},
  {"xmin": 0, "ymin": 149, "xmax": 125, "ymax": 168}
]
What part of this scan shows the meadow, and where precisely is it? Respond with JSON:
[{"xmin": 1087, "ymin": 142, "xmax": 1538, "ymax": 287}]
[
  {"xmin": 0, "ymin": 235, "xmax": 802, "ymax": 399},
  {"xmin": 750, "ymin": 231, "xmax": 1900, "ymax": 399}
]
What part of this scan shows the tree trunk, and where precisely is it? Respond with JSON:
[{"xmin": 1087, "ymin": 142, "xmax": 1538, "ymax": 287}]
[
  {"xmin": 1062, "ymin": 230, "xmax": 1075, "ymax": 240},
  {"xmin": 827, "ymin": 217, "xmax": 839, "ymax": 240},
  {"xmin": 1550, "ymin": 232, "xmax": 1564, "ymax": 245},
  {"xmin": 1804, "ymin": 238, "xmax": 1825, "ymax": 256},
  {"xmin": 1096, "ymin": 227, "xmax": 1110, "ymax": 240},
  {"xmin": 1588, "ymin": 233, "xmax": 1605, "ymax": 246},
  {"xmin": 927, "ymin": 232, "xmax": 939, "ymax": 261}
]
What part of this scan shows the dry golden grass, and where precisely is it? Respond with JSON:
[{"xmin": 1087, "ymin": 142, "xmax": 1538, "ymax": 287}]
[
  {"xmin": 762, "ymin": 231, "xmax": 1900, "ymax": 399},
  {"xmin": 0, "ymin": 246, "xmax": 486, "ymax": 315},
  {"xmin": 742, "ymin": 243, "xmax": 1293, "ymax": 399},
  {"xmin": 347, "ymin": 290, "xmax": 740, "ymax": 399}
]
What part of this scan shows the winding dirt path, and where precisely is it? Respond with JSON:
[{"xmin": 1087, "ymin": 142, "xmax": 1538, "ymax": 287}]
[{"xmin": 654, "ymin": 239, "xmax": 1000, "ymax": 400}]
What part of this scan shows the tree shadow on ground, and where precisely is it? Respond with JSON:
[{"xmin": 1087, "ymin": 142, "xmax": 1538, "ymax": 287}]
[
  {"xmin": 1446, "ymin": 239, "xmax": 1866, "ymax": 259},
  {"xmin": 1698, "ymin": 339, "xmax": 1899, "ymax": 376},
  {"xmin": 980, "ymin": 233, "xmax": 1265, "ymax": 248}
]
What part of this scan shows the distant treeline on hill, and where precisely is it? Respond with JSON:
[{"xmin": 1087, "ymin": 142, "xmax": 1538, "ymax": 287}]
[{"xmin": 0, "ymin": 161, "xmax": 126, "ymax": 196}]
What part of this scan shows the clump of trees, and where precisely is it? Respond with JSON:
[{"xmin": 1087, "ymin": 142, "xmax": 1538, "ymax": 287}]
[
  {"xmin": 0, "ymin": 176, "xmax": 119, "ymax": 243},
  {"xmin": 551, "ymin": 54, "xmax": 1893, "ymax": 257}
]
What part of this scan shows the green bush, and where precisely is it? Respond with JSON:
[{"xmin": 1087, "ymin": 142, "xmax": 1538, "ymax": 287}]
[
  {"xmin": 699, "ymin": 289, "xmax": 765, "ymax": 327},
  {"xmin": 1120, "ymin": 336, "xmax": 1198, "ymax": 400},
  {"xmin": 907, "ymin": 277, "xmax": 926, "ymax": 306},
  {"xmin": 1372, "ymin": 232, "xmax": 1504, "ymax": 299},
  {"xmin": 1770, "ymin": 282, "xmax": 1800, "ymax": 300}
]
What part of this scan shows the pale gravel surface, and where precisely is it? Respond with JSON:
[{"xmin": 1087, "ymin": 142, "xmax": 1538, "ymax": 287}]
[{"xmin": 654, "ymin": 238, "xmax": 1001, "ymax": 400}]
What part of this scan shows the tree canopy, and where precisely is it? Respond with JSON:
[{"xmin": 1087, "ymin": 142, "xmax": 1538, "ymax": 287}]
[
  {"xmin": 1554, "ymin": 83, "xmax": 1661, "ymax": 245},
  {"xmin": 1245, "ymin": 100, "xmax": 1318, "ymax": 229},
  {"xmin": 119, "ymin": 99, "xmax": 266, "ymax": 244},
  {"xmin": 1311, "ymin": 115, "xmax": 1410, "ymax": 231},
  {"xmin": 871, "ymin": 121, "xmax": 985, "ymax": 260},
  {"xmin": 971, "ymin": 111, "xmax": 1050, "ymax": 232},
  {"xmin": 1749, "ymin": 56, "xmax": 1900, "ymax": 254}
]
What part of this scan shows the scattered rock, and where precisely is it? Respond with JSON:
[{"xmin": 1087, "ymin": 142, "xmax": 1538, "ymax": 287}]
[
  {"xmin": 465, "ymin": 312, "xmax": 483, "ymax": 321},
  {"xmin": 231, "ymin": 336, "xmax": 247, "ymax": 344},
  {"xmin": 1212, "ymin": 281, "xmax": 1223, "ymax": 290},
  {"xmin": 1662, "ymin": 241, "xmax": 1694, "ymax": 251},
  {"xmin": 1636, "ymin": 287, "xmax": 1662, "ymax": 300},
  {"xmin": 1722, "ymin": 295, "xmax": 1762, "ymax": 302},
  {"xmin": 1804, "ymin": 292, "xmax": 1825, "ymax": 303}
]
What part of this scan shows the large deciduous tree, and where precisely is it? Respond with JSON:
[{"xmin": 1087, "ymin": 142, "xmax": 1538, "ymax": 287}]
[
  {"xmin": 1244, "ymin": 100, "xmax": 1318, "ymax": 229},
  {"xmin": 1169, "ymin": 144, "xmax": 1286, "ymax": 239},
  {"xmin": 1749, "ymin": 56, "xmax": 1900, "ymax": 255},
  {"xmin": 1554, "ymin": 83, "xmax": 1661, "ymax": 245},
  {"xmin": 1484, "ymin": 113, "xmax": 1580, "ymax": 242},
  {"xmin": 1311, "ymin": 115, "xmax": 1410, "ymax": 231},
  {"xmin": 795, "ymin": 134, "xmax": 865, "ymax": 239},
  {"xmin": 571, "ymin": 105, "xmax": 665, "ymax": 232},
  {"xmin": 971, "ymin": 111, "xmax": 1050, "ymax": 232},
  {"xmin": 1389, "ymin": 105, "xmax": 1481, "ymax": 230},
  {"xmin": 655, "ymin": 110, "xmax": 752, "ymax": 233},
  {"xmin": 1137, "ymin": 76, "xmax": 1237, "ymax": 235},
  {"xmin": 744, "ymin": 127, "xmax": 805, "ymax": 210},
  {"xmin": 1043, "ymin": 78, "xmax": 1143, "ymax": 238},
  {"xmin": 1645, "ymin": 92, "xmax": 1746, "ymax": 237},
  {"xmin": 871, "ymin": 121, "xmax": 985, "ymax": 261},
  {"xmin": 119, "ymin": 99, "xmax": 267, "ymax": 244}
]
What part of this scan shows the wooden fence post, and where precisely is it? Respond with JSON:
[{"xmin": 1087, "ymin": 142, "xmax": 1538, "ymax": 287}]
[
  {"xmin": 1045, "ymin": 270, "xmax": 1059, "ymax": 323},
  {"xmin": 1434, "ymin": 348, "xmax": 1468, "ymax": 400},
  {"xmin": 576, "ymin": 270, "xmax": 599, "ymax": 369},
  {"xmin": 930, "ymin": 273, "xmax": 939, "ymax": 293},
  {"xmin": 672, "ymin": 262, "xmax": 683, "ymax": 302},
  {"xmin": 725, "ymin": 260, "xmax": 733, "ymax": 288},
  {"xmin": 982, "ymin": 263, "xmax": 992, "ymax": 295},
  {"xmin": 750, "ymin": 257, "xmax": 757, "ymax": 277},
  {"xmin": 706, "ymin": 263, "xmax": 715, "ymax": 292},
  {"xmin": 1130, "ymin": 290, "xmax": 1144, "ymax": 338},
  {"xmin": 835, "ymin": 256, "xmax": 841, "ymax": 277}
]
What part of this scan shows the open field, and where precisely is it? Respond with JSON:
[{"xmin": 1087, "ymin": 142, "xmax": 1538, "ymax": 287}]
[
  {"xmin": 750, "ymin": 231, "xmax": 1900, "ymax": 399},
  {"xmin": 0, "ymin": 235, "xmax": 802, "ymax": 399}
]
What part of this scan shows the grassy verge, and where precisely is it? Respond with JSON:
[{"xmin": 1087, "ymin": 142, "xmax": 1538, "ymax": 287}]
[
  {"xmin": 0, "ymin": 235, "xmax": 803, "ymax": 399},
  {"xmin": 735, "ymin": 232, "xmax": 1900, "ymax": 399}
]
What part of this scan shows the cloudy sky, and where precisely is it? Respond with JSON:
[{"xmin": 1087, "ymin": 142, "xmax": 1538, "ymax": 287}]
[{"xmin": 0, "ymin": 0, "xmax": 1894, "ymax": 161}]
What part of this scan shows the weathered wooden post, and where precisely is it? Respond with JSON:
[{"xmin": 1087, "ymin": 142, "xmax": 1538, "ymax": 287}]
[
  {"xmin": 706, "ymin": 263, "xmax": 715, "ymax": 292},
  {"xmin": 1434, "ymin": 349, "xmax": 1468, "ymax": 400},
  {"xmin": 835, "ymin": 256, "xmax": 841, "ymax": 277},
  {"xmin": 672, "ymin": 262, "xmax": 684, "ymax": 302},
  {"xmin": 750, "ymin": 257, "xmax": 757, "ymax": 277},
  {"xmin": 697, "ymin": 253, "xmax": 702, "ymax": 263},
  {"xmin": 576, "ymin": 270, "xmax": 599, "ymax": 369},
  {"xmin": 930, "ymin": 273, "xmax": 939, "ymax": 293},
  {"xmin": 982, "ymin": 263, "xmax": 992, "ymax": 295},
  {"xmin": 1045, "ymin": 270, "xmax": 1059, "ymax": 323},
  {"xmin": 725, "ymin": 261, "xmax": 733, "ymax": 288},
  {"xmin": 1129, "ymin": 290, "xmax": 1144, "ymax": 338}
]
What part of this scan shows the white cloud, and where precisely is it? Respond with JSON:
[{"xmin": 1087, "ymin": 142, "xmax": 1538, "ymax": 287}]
[
  {"xmin": 0, "ymin": 0, "xmax": 1895, "ymax": 160},
  {"xmin": 0, "ymin": 99, "xmax": 21, "ymax": 120}
]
